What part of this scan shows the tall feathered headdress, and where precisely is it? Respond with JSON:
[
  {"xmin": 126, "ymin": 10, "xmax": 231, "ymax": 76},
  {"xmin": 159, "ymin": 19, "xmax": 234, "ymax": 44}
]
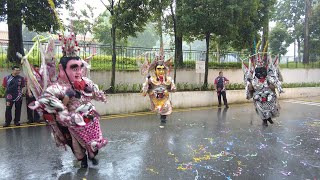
[
  {"xmin": 137, "ymin": 47, "xmax": 173, "ymax": 76},
  {"xmin": 149, "ymin": 47, "xmax": 172, "ymax": 73},
  {"xmin": 59, "ymin": 32, "xmax": 80, "ymax": 57}
]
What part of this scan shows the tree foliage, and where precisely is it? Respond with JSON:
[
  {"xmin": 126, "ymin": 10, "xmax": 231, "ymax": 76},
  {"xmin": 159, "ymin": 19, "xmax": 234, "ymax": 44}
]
[
  {"xmin": 99, "ymin": 0, "xmax": 151, "ymax": 93},
  {"xmin": 269, "ymin": 22, "xmax": 292, "ymax": 56},
  {"xmin": 149, "ymin": 0, "xmax": 171, "ymax": 44},
  {"xmin": 0, "ymin": 0, "xmax": 65, "ymax": 32},
  {"xmin": 70, "ymin": 3, "xmax": 96, "ymax": 42},
  {"xmin": 272, "ymin": 0, "xmax": 306, "ymax": 61},
  {"xmin": 128, "ymin": 23, "xmax": 157, "ymax": 48},
  {"xmin": 0, "ymin": 0, "xmax": 66, "ymax": 63},
  {"xmin": 93, "ymin": 11, "xmax": 112, "ymax": 45},
  {"xmin": 310, "ymin": 2, "xmax": 320, "ymax": 55},
  {"xmin": 310, "ymin": 2, "xmax": 320, "ymax": 40},
  {"xmin": 112, "ymin": 0, "xmax": 150, "ymax": 40},
  {"xmin": 258, "ymin": 0, "xmax": 277, "ymax": 52},
  {"xmin": 178, "ymin": 0, "xmax": 268, "ymax": 86}
]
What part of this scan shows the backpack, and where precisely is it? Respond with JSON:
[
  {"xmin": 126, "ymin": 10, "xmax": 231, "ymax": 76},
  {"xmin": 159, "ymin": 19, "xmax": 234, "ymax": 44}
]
[{"xmin": 216, "ymin": 77, "xmax": 224, "ymax": 89}]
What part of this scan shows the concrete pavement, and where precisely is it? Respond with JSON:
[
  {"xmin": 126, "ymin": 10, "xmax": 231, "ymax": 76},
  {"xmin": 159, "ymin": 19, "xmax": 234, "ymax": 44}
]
[{"xmin": 0, "ymin": 97, "xmax": 319, "ymax": 180}]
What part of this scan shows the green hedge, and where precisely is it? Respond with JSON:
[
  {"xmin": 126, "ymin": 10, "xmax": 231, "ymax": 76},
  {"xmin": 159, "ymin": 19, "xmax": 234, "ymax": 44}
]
[
  {"xmin": 280, "ymin": 61, "xmax": 320, "ymax": 68},
  {"xmin": 104, "ymin": 82, "xmax": 320, "ymax": 93},
  {"xmin": 183, "ymin": 61, "xmax": 242, "ymax": 69},
  {"xmin": 1, "ymin": 53, "xmax": 319, "ymax": 70}
]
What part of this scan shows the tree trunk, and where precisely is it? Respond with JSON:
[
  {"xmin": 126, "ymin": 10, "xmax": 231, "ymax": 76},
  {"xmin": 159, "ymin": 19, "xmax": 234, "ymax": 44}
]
[
  {"xmin": 293, "ymin": 39, "xmax": 296, "ymax": 62},
  {"xmin": 170, "ymin": 1, "xmax": 177, "ymax": 82},
  {"xmin": 261, "ymin": 17, "xmax": 269, "ymax": 64},
  {"xmin": 7, "ymin": 0, "xmax": 24, "ymax": 64},
  {"xmin": 176, "ymin": 35, "xmax": 183, "ymax": 67},
  {"xmin": 297, "ymin": 37, "xmax": 301, "ymax": 62},
  {"xmin": 110, "ymin": 24, "xmax": 116, "ymax": 93},
  {"xmin": 204, "ymin": 32, "xmax": 210, "ymax": 88},
  {"xmin": 303, "ymin": 0, "xmax": 311, "ymax": 64},
  {"xmin": 216, "ymin": 42, "xmax": 220, "ymax": 63},
  {"xmin": 109, "ymin": 0, "xmax": 117, "ymax": 93},
  {"xmin": 83, "ymin": 33, "xmax": 87, "ymax": 59}
]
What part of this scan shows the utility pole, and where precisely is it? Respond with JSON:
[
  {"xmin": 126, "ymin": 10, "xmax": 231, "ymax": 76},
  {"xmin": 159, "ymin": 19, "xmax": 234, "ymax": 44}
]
[{"xmin": 303, "ymin": 0, "xmax": 311, "ymax": 64}]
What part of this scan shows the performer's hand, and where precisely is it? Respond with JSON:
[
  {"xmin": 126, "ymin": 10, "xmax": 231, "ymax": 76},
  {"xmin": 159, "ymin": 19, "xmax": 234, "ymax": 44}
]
[{"xmin": 62, "ymin": 96, "xmax": 70, "ymax": 106}]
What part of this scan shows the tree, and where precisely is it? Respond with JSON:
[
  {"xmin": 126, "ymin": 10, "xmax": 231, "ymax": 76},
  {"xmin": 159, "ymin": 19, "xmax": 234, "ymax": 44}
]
[
  {"xmin": 180, "ymin": 0, "xmax": 263, "ymax": 88},
  {"xmin": 0, "ymin": 0, "xmax": 65, "ymax": 63},
  {"xmin": 93, "ymin": 11, "xmax": 128, "ymax": 47},
  {"xmin": 224, "ymin": 0, "xmax": 262, "ymax": 53},
  {"xmin": 93, "ymin": 11, "xmax": 112, "ymax": 45},
  {"xmin": 170, "ymin": 0, "xmax": 183, "ymax": 82},
  {"xmin": 70, "ymin": 4, "xmax": 95, "ymax": 44},
  {"xmin": 259, "ymin": 0, "xmax": 277, "ymax": 55},
  {"xmin": 68, "ymin": 3, "xmax": 96, "ymax": 59},
  {"xmin": 273, "ymin": 0, "xmax": 305, "ymax": 62},
  {"xmin": 128, "ymin": 23, "xmax": 157, "ymax": 48},
  {"xmin": 309, "ymin": 2, "xmax": 320, "ymax": 59},
  {"xmin": 100, "ymin": 0, "xmax": 150, "ymax": 93},
  {"xmin": 269, "ymin": 23, "xmax": 292, "ymax": 56},
  {"xmin": 303, "ymin": 0, "xmax": 312, "ymax": 63},
  {"xmin": 149, "ymin": 0, "xmax": 171, "ymax": 48}
]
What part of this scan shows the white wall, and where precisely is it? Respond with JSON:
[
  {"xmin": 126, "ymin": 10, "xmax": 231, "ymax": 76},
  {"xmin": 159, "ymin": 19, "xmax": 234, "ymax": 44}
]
[
  {"xmin": 1, "ymin": 68, "xmax": 319, "ymax": 88},
  {"xmin": 91, "ymin": 68, "xmax": 320, "ymax": 86}
]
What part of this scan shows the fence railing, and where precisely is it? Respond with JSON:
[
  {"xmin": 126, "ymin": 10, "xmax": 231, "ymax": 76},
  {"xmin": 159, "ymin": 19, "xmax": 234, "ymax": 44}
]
[{"xmin": 0, "ymin": 40, "xmax": 319, "ymax": 69}]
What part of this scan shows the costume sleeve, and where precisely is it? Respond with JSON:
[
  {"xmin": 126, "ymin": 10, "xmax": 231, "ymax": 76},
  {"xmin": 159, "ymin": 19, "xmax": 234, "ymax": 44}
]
[
  {"xmin": 170, "ymin": 78, "xmax": 176, "ymax": 92},
  {"xmin": 224, "ymin": 77, "xmax": 229, "ymax": 82},
  {"xmin": 142, "ymin": 77, "xmax": 150, "ymax": 95},
  {"xmin": 34, "ymin": 85, "xmax": 86, "ymax": 127},
  {"xmin": 2, "ymin": 76, "xmax": 7, "ymax": 88},
  {"xmin": 83, "ymin": 77, "xmax": 107, "ymax": 102},
  {"xmin": 214, "ymin": 78, "xmax": 217, "ymax": 84}
]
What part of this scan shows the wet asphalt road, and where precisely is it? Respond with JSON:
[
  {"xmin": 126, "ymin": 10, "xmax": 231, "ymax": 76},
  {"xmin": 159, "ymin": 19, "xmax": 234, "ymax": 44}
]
[{"xmin": 0, "ymin": 97, "xmax": 320, "ymax": 180}]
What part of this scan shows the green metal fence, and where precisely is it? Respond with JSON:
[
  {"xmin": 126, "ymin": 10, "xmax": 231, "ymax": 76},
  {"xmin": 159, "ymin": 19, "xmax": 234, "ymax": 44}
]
[{"xmin": 0, "ymin": 40, "xmax": 319, "ymax": 70}]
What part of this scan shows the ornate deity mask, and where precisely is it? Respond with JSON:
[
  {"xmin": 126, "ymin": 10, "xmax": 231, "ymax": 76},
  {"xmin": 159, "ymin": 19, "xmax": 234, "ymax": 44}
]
[
  {"xmin": 155, "ymin": 65, "xmax": 165, "ymax": 77},
  {"xmin": 65, "ymin": 59, "xmax": 84, "ymax": 82}
]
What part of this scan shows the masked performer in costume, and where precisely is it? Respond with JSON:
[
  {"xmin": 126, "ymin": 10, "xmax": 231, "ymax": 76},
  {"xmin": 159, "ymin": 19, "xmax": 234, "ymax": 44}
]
[
  {"xmin": 140, "ymin": 50, "xmax": 176, "ymax": 123},
  {"xmin": 27, "ymin": 33, "xmax": 108, "ymax": 168},
  {"xmin": 242, "ymin": 54, "xmax": 284, "ymax": 126}
]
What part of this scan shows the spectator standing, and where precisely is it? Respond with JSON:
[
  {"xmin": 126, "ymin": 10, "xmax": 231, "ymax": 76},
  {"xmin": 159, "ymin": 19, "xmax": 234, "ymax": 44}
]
[
  {"xmin": 214, "ymin": 71, "xmax": 229, "ymax": 108},
  {"xmin": 2, "ymin": 66, "xmax": 26, "ymax": 127}
]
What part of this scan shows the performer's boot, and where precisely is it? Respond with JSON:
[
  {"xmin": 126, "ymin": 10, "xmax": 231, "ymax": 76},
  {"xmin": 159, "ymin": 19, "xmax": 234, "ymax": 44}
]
[
  {"xmin": 80, "ymin": 155, "xmax": 88, "ymax": 168},
  {"xmin": 160, "ymin": 115, "xmax": 167, "ymax": 123},
  {"xmin": 262, "ymin": 119, "xmax": 268, "ymax": 126},
  {"xmin": 267, "ymin": 118, "xmax": 274, "ymax": 124},
  {"xmin": 89, "ymin": 157, "xmax": 99, "ymax": 165}
]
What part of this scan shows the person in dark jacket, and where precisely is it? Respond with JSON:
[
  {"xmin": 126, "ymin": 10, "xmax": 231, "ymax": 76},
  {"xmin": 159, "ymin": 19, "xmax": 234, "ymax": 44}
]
[
  {"xmin": 2, "ymin": 66, "xmax": 25, "ymax": 127},
  {"xmin": 214, "ymin": 71, "xmax": 229, "ymax": 108}
]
